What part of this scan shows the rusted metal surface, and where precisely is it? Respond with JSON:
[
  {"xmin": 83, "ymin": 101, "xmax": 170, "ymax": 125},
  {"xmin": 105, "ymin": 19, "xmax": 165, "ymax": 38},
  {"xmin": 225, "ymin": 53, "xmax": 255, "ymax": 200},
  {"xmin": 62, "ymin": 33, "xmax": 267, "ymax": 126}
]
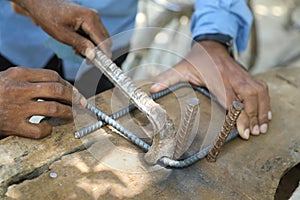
[{"xmin": 207, "ymin": 101, "xmax": 243, "ymax": 162}]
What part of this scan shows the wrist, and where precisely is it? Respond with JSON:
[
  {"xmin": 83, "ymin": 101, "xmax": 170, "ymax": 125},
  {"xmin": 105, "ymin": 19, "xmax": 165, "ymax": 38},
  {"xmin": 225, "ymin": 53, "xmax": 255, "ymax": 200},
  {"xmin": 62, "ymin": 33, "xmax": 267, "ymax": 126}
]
[
  {"xmin": 197, "ymin": 40, "xmax": 231, "ymax": 59},
  {"xmin": 9, "ymin": 0, "xmax": 31, "ymax": 9},
  {"xmin": 193, "ymin": 33, "xmax": 234, "ymax": 56}
]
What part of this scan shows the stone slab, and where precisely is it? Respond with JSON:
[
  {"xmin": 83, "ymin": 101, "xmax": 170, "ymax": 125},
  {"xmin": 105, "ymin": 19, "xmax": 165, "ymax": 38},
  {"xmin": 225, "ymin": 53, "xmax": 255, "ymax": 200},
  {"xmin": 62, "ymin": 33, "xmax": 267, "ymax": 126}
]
[{"xmin": 1, "ymin": 67, "xmax": 300, "ymax": 199}]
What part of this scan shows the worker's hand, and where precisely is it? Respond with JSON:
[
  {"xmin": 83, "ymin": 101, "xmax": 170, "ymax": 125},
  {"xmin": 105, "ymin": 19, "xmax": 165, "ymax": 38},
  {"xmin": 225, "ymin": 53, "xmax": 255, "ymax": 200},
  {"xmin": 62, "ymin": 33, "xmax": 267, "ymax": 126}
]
[
  {"xmin": 10, "ymin": 2, "xmax": 37, "ymax": 23},
  {"xmin": 0, "ymin": 67, "xmax": 87, "ymax": 139},
  {"xmin": 10, "ymin": 0, "xmax": 111, "ymax": 58},
  {"xmin": 150, "ymin": 41, "xmax": 271, "ymax": 140}
]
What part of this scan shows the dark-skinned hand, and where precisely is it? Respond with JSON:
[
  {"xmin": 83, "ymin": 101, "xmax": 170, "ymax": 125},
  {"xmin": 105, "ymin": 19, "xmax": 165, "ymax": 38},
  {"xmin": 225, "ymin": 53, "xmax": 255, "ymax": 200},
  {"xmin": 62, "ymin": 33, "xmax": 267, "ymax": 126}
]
[
  {"xmin": 0, "ymin": 67, "xmax": 87, "ymax": 139},
  {"xmin": 10, "ymin": 0, "xmax": 111, "ymax": 58},
  {"xmin": 150, "ymin": 41, "xmax": 271, "ymax": 140}
]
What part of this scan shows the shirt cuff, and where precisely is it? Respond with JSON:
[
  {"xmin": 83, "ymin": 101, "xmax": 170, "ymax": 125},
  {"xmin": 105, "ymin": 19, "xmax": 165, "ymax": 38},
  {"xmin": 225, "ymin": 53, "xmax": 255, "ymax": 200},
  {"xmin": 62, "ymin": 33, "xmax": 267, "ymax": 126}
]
[{"xmin": 191, "ymin": 0, "xmax": 253, "ymax": 52}]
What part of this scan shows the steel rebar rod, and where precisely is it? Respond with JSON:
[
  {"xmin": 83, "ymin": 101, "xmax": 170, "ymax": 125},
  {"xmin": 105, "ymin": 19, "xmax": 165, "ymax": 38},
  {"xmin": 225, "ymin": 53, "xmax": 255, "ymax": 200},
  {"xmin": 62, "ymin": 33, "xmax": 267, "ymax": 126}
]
[{"xmin": 87, "ymin": 48, "xmax": 176, "ymax": 164}]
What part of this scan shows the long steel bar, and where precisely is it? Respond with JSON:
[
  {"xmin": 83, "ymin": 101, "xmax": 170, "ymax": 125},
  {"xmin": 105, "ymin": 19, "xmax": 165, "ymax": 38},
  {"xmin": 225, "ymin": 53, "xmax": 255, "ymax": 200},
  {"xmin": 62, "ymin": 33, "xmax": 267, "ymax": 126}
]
[
  {"xmin": 174, "ymin": 98, "xmax": 200, "ymax": 159},
  {"xmin": 85, "ymin": 102, "xmax": 239, "ymax": 168},
  {"xmin": 88, "ymin": 48, "xmax": 176, "ymax": 164},
  {"xmin": 75, "ymin": 83, "xmax": 212, "ymax": 139},
  {"xmin": 76, "ymin": 82, "xmax": 241, "ymax": 167},
  {"xmin": 206, "ymin": 101, "xmax": 243, "ymax": 162}
]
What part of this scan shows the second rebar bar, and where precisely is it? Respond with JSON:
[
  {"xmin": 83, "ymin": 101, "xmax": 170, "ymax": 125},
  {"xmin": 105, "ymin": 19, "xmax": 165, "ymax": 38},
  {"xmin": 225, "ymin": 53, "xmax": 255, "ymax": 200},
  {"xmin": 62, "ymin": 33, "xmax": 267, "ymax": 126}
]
[
  {"xmin": 174, "ymin": 98, "xmax": 200, "ymax": 159},
  {"xmin": 206, "ymin": 101, "xmax": 244, "ymax": 162}
]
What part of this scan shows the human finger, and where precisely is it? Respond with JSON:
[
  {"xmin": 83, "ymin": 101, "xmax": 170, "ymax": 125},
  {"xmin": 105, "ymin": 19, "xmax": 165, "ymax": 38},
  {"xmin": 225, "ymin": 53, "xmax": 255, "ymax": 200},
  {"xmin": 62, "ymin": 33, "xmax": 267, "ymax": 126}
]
[
  {"xmin": 253, "ymin": 80, "xmax": 271, "ymax": 133},
  {"xmin": 149, "ymin": 59, "xmax": 201, "ymax": 94},
  {"xmin": 73, "ymin": 87, "xmax": 87, "ymax": 108},
  {"xmin": 149, "ymin": 66, "xmax": 186, "ymax": 93},
  {"xmin": 6, "ymin": 120, "xmax": 53, "ymax": 139},
  {"xmin": 26, "ymin": 101, "xmax": 73, "ymax": 119},
  {"xmin": 236, "ymin": 85, "xmax": 260, "ymax": 135},
  {"xmin": 236, "ymin": 111, "xmax": 250, "ymax": 140},
  {"xmin": 24, "ymin": 82, "xmax": 86, "ymax": 108},
  {"xmin": 51, "ymin": 25, "xmax": 96, "ymax": 58},
  {"xmin": 80, "ymin": 11, "xmax": 112, "ymax": 57},
  {"xmin": 25, "ymin": 82, "xmax": 73, "ymax": 104},
  {"xmin": 5, "ymin": 67, "xmax": 68, "ymax": 86},
  {"xmin": 218, "ymin": 85, "xmax": 251, "ymax": 139}
]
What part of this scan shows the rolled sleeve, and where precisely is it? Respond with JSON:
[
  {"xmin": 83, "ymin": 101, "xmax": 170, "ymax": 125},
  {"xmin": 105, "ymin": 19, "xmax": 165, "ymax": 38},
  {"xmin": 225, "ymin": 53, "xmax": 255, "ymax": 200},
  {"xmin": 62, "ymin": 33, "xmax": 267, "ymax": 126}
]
[{"xmin": 191, "ymin": 0, "xmax": 253, "ymax": 52}]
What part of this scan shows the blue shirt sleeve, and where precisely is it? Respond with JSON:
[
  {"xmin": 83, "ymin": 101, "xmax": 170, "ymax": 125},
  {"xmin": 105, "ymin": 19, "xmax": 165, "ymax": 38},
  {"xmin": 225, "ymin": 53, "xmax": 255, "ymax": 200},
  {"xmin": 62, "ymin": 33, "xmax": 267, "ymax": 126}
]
[{"xmin": 190, "ymin": 0, "xmax": 253, "ymax": 52}]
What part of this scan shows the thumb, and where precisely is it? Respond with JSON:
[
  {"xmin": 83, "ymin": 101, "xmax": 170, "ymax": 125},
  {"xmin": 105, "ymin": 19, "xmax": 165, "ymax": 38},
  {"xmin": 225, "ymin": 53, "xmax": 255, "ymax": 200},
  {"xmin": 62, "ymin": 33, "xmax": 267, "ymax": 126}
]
[
  {"xmin": 149, "ymin": 66, "xmax": 185, "ymax": 93},
  {"xmin": 51, "ymin": 27, "xmax": 95, "ymax": 58}
]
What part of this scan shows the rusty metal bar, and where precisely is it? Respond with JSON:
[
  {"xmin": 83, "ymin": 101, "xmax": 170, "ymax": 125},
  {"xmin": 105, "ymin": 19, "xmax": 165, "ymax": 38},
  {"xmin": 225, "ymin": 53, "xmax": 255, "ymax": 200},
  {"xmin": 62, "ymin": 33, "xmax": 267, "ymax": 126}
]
[{"xmin": 206, "ymin": 101, "xmax": 243, "ymax": 162}]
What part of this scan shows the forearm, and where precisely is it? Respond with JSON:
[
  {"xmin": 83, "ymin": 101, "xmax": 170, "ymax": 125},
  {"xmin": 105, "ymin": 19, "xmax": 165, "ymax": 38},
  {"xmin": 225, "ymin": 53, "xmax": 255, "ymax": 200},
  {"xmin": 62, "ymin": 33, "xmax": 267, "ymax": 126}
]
[{"xmin": 9, "ymin": 0, "xmax": 64, "ymax": 14}]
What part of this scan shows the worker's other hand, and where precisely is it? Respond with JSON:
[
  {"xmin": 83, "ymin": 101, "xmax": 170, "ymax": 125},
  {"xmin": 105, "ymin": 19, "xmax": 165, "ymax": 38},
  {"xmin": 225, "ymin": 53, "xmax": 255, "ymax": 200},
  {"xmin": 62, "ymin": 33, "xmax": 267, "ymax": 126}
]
[
  {"xmin": 11, "ymin": 0, "xmax": 112, "ymax": 58},
  {"xmin": 150, "ymin": 41, "xmax": 271, "ymax": 140},
  {"xmin": 0, "ymin": 67, "xmax": 87, "ymax": 139}
]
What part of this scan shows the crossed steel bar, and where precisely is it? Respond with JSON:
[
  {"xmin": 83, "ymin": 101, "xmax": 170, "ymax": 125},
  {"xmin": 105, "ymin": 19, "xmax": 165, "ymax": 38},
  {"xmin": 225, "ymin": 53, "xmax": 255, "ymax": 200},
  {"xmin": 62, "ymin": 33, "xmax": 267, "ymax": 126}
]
[
  {"xmin": 88, "ymin": 48, "xmax": 176, "ymax": 164},
  {"xmin": 75, "ymin": 82, "xmax": 241, "ymax": 168}
]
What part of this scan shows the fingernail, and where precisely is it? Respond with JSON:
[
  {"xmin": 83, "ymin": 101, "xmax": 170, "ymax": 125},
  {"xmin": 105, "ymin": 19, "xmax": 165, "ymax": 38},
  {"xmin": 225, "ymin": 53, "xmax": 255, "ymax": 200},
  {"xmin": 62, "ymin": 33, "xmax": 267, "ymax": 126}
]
[
  {"xmin": 243, "ymin": 129, "xmax": 250, "ymax": 140},
  {"xmin": 268, "ymin": 111, "xmax": 272, "ymax": 120},
  {"xmin": 80, "ymin": 97, "xmax": 87, "ymax": 108},
  {"xmin": 85, "ymin": 47, "xmax": 95, "ymax": 60},
  {"xmin": 260, "ymin": 123, "xmax": 268, "ymax": 134},
  {"xmin": 150, "ymin": 83, "xmax": 161, "ymax": 91},
  {"xmin": 252, "ymin": 125, "xmax": 260, "ymax": 135}
]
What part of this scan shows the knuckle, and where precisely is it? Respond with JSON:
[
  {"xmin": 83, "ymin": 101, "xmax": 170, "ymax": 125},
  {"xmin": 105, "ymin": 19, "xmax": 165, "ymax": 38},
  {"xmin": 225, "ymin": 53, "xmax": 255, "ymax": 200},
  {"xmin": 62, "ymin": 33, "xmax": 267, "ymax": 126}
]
[
  {"xmin": 45, "ymin": 102, "xmax": 59, "ymax": 114},
  {"xmin": 51, "ymin": 83, "xmax": 65, "ymax": 96},
  {"xmin": 83, "ymin": 8, "xmax": 100, "ymax": 23},
  {"xmin": 241, "ymin": 87, "xmax": 257, "ymax": 98},
  {"xmin": 29, "ymin": 128, "xmax": 45, "ymax": 139},
  {"xmin": 6, "ymin": 67, "xmax": 24, "ymax": 77},
  {"xmin": 104, "ymin": 38, "xmax": 112, "ymax": 48},
  {"xmin": 88, "ymin": 8, "xmax": 99, "ymax": 18},
  {"xmin": 48, "ymin": 70, "xmax": 61, "ymax": 81},
  {"xmin": 259, "ymin": 113, "xmax": 268, "ymax": 123},
  {"xmin": 247, "ymin": 111, "xmax": 257, "ymax": 119},
  {"xmin": 257, "ymin": 81, "xmax": 269, "ymax": 93}
]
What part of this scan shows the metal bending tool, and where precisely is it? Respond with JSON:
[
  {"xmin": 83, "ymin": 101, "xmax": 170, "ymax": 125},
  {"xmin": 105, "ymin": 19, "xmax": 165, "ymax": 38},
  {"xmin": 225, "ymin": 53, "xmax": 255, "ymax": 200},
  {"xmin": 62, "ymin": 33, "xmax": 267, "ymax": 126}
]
[{"xmin": 86, "ymin": 48, "xmax": 176, "ymax": 164}]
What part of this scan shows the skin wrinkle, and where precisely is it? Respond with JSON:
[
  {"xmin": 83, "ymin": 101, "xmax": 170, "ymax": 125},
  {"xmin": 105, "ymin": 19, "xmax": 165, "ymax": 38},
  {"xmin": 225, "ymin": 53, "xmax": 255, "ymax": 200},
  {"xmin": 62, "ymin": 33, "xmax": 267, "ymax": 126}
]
[{"xmin": 0, "ymin": 67, "xmax": 86, "ymax": 138}]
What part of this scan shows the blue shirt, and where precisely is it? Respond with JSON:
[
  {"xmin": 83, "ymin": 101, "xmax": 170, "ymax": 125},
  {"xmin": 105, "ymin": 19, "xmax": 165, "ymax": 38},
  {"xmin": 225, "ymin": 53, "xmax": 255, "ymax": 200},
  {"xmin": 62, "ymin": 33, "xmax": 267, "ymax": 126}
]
[
  {"xmin": 0, "ymin": 0, "xmax": 252, "ymax": 80},
  {"xmin": 191, "ymin": 0, "xmax": 253, "ymax": 51}
]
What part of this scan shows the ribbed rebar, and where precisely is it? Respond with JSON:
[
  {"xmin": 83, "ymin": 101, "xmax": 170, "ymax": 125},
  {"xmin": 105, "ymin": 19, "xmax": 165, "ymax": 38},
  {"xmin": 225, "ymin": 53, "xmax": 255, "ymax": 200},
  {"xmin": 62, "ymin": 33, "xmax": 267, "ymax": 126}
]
[
  {"xmin": 89, "ymin": 48, "xmax": 176, "ymax": 164},
  {"xmin": 174, "ymin": 98, "xmax": 200, "ymax": 159},
  {"xmin": 74, "ymin": 82, "xmax": 242, "ymax": 168},
  {"xmin": 87, "ymin": 103, "xmax": 150, "ymax": 151},
  {"xmin": 75, "ymin": 83, "xmax": 213, "ymax": 139},
  {"xmin": 82, "ymin": 102, "xmax": 240, "ymax": 168},
  {"xmin": 159, "ymin": 129, "xmax": 238, "ymax": 168},
  {"xmin": 206, "ymin": 101, "xmax": 244, "ymax": 162},
  {"xmin": 74, "ymin": 121, "xmax": 104, "ymax": 139},
  {"xmin": 74, "ymin": 104, "xmax": 136, "ymax": 138}
]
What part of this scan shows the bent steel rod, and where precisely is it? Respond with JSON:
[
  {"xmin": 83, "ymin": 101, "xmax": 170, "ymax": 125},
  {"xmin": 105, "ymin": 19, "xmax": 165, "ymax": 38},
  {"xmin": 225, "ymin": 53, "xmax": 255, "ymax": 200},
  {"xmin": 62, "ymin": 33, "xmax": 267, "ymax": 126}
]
[
  {"xmin": 87, "ymin": 48, "xmax": 176, "ymax": 164},
  {"xmin": 76, "ymin": 82, "xmax": 240, "ymax": 168}
]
